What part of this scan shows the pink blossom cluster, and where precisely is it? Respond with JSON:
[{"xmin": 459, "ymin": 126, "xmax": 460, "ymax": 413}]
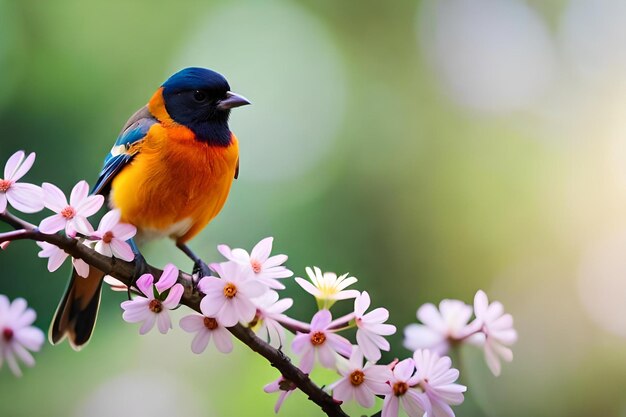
[
  {"xmin": 0, "ymin": 295, "xmax": 45, "ymax": 377},
  {"xmin": 187, "ymin": 237, "xmax": 471, "ymax": 417},
  {"xmin": 403, "ymin": 290, "xmax": 518, "ymax": 376},
  {"xmin": 0, "ymin": 150, "xmax": 137, "ymax": 277},
  {"xmin": 0, "ymin": 149, "xmax": 519, "ymax": 417}
]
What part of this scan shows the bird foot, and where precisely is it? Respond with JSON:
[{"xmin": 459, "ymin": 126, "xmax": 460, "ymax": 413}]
[{"xmin": 191, "ymin": 259, "xmax": 212, "ymax": 293}]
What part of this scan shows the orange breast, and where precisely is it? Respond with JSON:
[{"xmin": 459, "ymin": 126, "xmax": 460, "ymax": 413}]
[{"xmin": 109, "ymin": 124, "xmax": 239, "ymax": 244}]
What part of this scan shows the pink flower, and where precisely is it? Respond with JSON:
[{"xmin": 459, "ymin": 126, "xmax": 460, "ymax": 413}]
[
  {"xmin": 404, "ymin": 300, "xmax": 474, "ymax": 355},
  {"xmin": 329, "ymin": 347, "xmax": 393, "ymax": 408},
  {"xmin": 382, "ymin": 358, "xmax": 428, "ymax": 417},
  {"xmin": 121, "ymin": 264, "xmax": 184, "ymax": 335},
  {"xmin": 252, "ymin": 290, "xmax": 294, "ymax": 348},
  {"xmin": 36, "ymin": 241, "xmax": 90, "ymax": 278},
  {"xmin": 198, "ymin": 262, "xmax": 267, "ymax": 327},
  {"xmin": 89, "ymin": 209, "xmax": 136, "ymax": 261},
  {"xmin": 471, "ymin": 290, "xmax": 517, "ymax": 376},
  {"xmin": 264, "ymin": 376, "xmax": 297, "ymax": 413},
  {"xmin": 295, "ymin": 267, "xmax": 359, "ymax": 309},
  {"xmin": 179, "ymin": 314, "xmax": 233, "ymax": 354},
  {"xmin": 354, "ymin": 291, "xmax": 396, "ymax": 362},
  {"xmin": 0, "ymin": 151, "xmax": 44, "ymax": 214},
  {"xmin": 217, "ymin": 237, "xmax": 293, "ymax": 289},
  {"xmin": 39, "ymin": 181, "xmax": 104, "ymax": 236},
  {"xmin": 292, "ymin": 309, "xmax": 352, "ymax": 373},
  {"xmin": 0, "ymin": 295, "xmax": 45, "ymax": 377},
  {"xmin": 412, "ymin": 349, "xmax": 466, "ymax": 417}
]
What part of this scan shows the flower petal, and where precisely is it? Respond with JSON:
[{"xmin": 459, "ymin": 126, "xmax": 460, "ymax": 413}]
[
  {"xmin": 156, "ymin": 264, "xmax": 179, "ymax": 293},
  {"xmin": 4, "ymin": 150, "xmax": 25, "ymax": 180},
  {"xmin": 69, "ymin": 181, "xmax": 89, "ymax": 207},
  {"xmin": 139, "ymin": 313, "xmax": 157, "ymax": 335},
  {"xmin": 110, "ymin": 239, "xmax": 135, "ymax": 261},
  {"xmin": 39, "ymin": 214, "xmax": 67, "ymax": 234},
  {"xmin": 180, "ymin": 314, "xmax": 205, "ymax": 332},
  {"xmin": 73, "ymin": 258, "xmax": 90, "ymax": 278},
  {"xmin": 394, "ymin": 358, "xmax": 415, "ymax": 381},
  {"xmin": 212, "ymin": 327, "xmax": 233, "ymax": 353},
  {"xmin": 12, "ymin": 152, "xmax": 36, "ymax": 182},
  {"xmin": 382, "ymin": 395, "xmax": 399, "ymax": 417},
  {"xmin": 250, "ymin": 237, "xmax": 273, "ymax": 261},
  {"xmin": 6, "ymin": 183, "xmax": 44, "ymax": 213},
  {"xmin": 156, "ymin": 311, "xmax": 172, "ymax": 334},
  {"xmin": 98, "ymin": 209, "xmax": 120, "ymax": 231},
  {"xmin": 162, "ymin": 284, "xmax": 184, "ymax": 309},
  {"xmin": 76, "ymin": 194, "xmax": 104, "ymax": 217},
  {"xmin": 136, "ymin": 274, "xmax": 155, "ymax": 298},
  {"xmin": 112, "ymin": 223, "xmax": 137, "ymax": 241},
  {"xmin": 310, "ymin": 309, "xmax": 332, "ymax": 330},
  {"xmin": 42, "ymin": 182, "xmax": 68, "ymax": 212},
  {"xmin": 355, "ymin": 291, "xmax": 371, "ymax": 316}
]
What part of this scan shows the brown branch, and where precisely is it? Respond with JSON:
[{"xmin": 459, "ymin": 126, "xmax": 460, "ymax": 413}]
[{"xmin": 0, "ymin": 211, "xmax": 348, "ymax": 417}]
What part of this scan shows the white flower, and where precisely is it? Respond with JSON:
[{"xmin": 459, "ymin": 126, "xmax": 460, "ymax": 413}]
[
  {"xmin": 354, "ymin": 291, "xmax": 396, "ymax": 362},
  {"xmin": 90, "ymin": 209, "xmax": 136, "ymax": 261},
  {"xmin": 0, "ymin": 151, "xmax": 44, "ymax": 214},
  {"xmin": 404, "ymin": 299, "xmax": 474, "ymax": 355},
  {"xmin": 329, "ymin": 347, "xmax": 393, "ymax": 408},
  {"xmin": 198, "ymin": 262, "xmax": 266, "ymax": 327},
  {"xmin": 413, "ymin": 349, "xmax": 466, "ymax": 417},
  {"xmin": 291, "ymin": 309, "xmax": 352, "ymax": 373},
  {"xmin": 120, "ymin": 264, "xmax": 184, "ymax": 335},
  {"xmin": 471, "ymin": 290, "xmax": 518, "ymax": 376},
  {"xmin": 252, "ymin": 290, "xmax": 294, "ymax": 348},
  {"xmin": 295, "ymin": 267, "xmax": 359, "ymax": 309},
  {"xmin": 217, "ymin": 237, "xmax": 293, "ymax": 289},
  {"xmin": 36, "ymin": 241, "xmax": 90, "ymax": 278},
  {"xmin": 179, "ymin": 314, "xmax": 233, "ymax": 354},
  {"xmin": 39, "ymin": 181, "xmax": 103, "ymax": 236},
  {"xmin": 0, "ymin": 295, "xmax": 45, "ymax": 377}
]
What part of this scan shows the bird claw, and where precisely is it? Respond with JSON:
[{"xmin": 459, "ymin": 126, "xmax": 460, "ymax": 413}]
[{"xmin": 191, "ymin": 259, "xmax": 211, "ymax": 292}]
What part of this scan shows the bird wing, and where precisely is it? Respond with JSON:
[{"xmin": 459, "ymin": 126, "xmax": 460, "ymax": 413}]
[{"xmin": 91, "ymin": 106, "xmax": 157, "ymax": 195}]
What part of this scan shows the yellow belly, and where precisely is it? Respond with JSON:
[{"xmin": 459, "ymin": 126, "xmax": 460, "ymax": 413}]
[{"xmin": 109, "ymin": 124, "xmax": 239, "ymax": 243}]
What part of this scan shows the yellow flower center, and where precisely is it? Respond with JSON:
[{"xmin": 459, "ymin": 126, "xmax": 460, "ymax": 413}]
[
  {"xmin": 61, "ymin": 206, "xmax": 76, "ymax": 219},
  {"xmin": 223, "ymin": 283, "xmax": 238, "ymax": 298},
  {"xmin": 102, "ymin": 231, "xmax": 114, "ymax": 244},
  {"xmin": 2, "ymin": 327, "xmax": 13, "ymax": 342},
  {"xmin": 250, "ymin": 259, "xmax": 262, "ymax": 274},
  {"xmin": 0, "ymin": 179, "xmax": 11, "ymax": 192},
  {"xmin": 148, "ymin": 299, "xmax": 162, "ymax": 313},
  {"xmin": 278, "ymin": 378, "xmax": 297, "ymax": 391},
  {"xmin": 393, "ymin": 381, "xmax": 408, "ymax": 396},
  {"xmin": 203, "ymin": 317, "xmax": 218, "ymax": 330},
  {"xmin": 349, "ymin": 370, "xmax": 365, "ymax": 386},
  {"xmin": 310, "ymin": 331, "xmax": 326, "ymax": 346}
]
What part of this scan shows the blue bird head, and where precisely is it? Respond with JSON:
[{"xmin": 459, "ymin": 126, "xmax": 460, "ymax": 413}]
[{"xmin": 161, "ymin": 67, "xmax": 250, "ymax": 145}]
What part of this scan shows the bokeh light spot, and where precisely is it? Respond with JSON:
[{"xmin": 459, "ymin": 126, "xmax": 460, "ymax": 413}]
[
  {"xmin": 578, "ymin": 231, "xmax": 626, "ymax": 338},
  {"xmin": 418, "ymin": 0, "xmax": 555, "ymax": 114},
  {"xmin": 172, "ymin": 0, "xmax": 347, "ymax": 183}
]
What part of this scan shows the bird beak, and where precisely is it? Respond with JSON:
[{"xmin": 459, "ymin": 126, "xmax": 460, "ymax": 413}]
[{"xmin": 217, "ymin": 91, "xmax": 251, "ymax": 110}]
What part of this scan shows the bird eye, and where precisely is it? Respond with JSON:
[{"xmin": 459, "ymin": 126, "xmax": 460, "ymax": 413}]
[{"xmin": 193, "ymin": 90, "xmax": 207, "ymax": 102}]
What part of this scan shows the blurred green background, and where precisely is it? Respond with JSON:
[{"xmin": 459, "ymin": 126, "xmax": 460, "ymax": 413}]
[{"xmin": 2, "ymin": 0, "xmax": 626, "ymax": 416}]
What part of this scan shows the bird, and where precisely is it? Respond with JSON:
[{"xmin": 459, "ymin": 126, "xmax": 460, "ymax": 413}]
[{"xmin": 49, "ymin": 67, "xmax": 250, "ymax": 350}]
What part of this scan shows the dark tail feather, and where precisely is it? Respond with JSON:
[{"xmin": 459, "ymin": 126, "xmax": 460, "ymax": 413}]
[{"xmin": 49, "ymin": 267, "xmax": 105, "ymax": 351}]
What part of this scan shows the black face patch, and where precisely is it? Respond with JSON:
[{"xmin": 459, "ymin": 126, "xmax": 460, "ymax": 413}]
[{"xmin": 161, "ymin": 68, "xmax": 233, "ymax": 146}]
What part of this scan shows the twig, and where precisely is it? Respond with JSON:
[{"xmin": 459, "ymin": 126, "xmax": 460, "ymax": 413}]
[{"xmin": 0, "ymin": 211, "xmax": 348, "ymax": 417}]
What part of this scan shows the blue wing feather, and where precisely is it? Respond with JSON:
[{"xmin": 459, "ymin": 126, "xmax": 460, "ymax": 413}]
[{"xmin": 91, "ymin": 107, "xmax": 157, "ymax": 195}]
